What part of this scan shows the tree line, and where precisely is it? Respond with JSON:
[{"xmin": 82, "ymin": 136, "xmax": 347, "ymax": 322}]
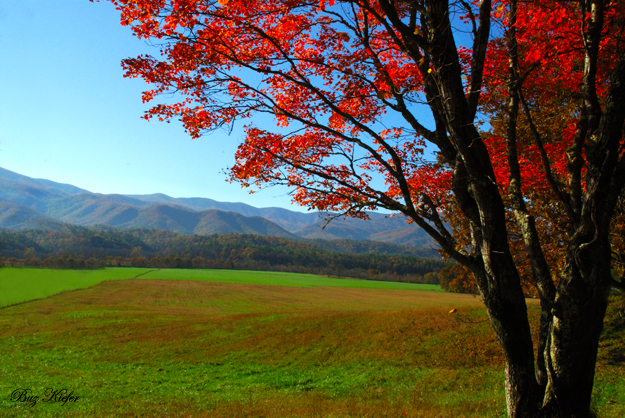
[{"xmin": 0, "ymin": 227, "xmax": 446, "ymax": 284}]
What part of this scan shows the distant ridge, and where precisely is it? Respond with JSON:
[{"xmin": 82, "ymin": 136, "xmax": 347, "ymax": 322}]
[
  {"xmin": 0, "ymin": 199, "xmax": 65, "ymax": 230},
  {"xmin": 0, "ymin": 167, "xmax": 437, "ymax": 250},
  {"xmin": 127, "ymin": 193, "xmax": 321, "ymax": 231},
  {"xmin": 0, "ymin": 167, "xmax": 89, "ymax": 196},
  {"xmin": 118, "ymin": 205, "xmax": 297, "ymax": 238}
]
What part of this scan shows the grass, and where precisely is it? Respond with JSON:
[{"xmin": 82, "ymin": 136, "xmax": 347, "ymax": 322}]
[
  {"xmin": 0, "ymin": 267, "xmax": 444, "ymax": 309},
  {"xmin": 0, "ymin": 267, "xmax": 151, "ymax": 308},
  {"xmin": 0, "ymin": 268, "xmax": 622, "ymax": 417},
  {"xmin": 136, "ymin": 268, "xmax": 446, "ymax": 291}
]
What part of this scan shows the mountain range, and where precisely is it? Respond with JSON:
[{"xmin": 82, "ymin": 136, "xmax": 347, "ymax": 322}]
[{"xmin": 0, "ymin": 166, "xmax": 436, "ymax": 249}]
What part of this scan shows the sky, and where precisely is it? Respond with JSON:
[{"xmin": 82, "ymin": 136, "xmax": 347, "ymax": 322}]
[
  {"xmin": 0, "ymin": 1, "xmax": 449, "ymax": 213},
  {"xmin": 0, "ymin": 0, "xmax": 300, "ymax": 209}
]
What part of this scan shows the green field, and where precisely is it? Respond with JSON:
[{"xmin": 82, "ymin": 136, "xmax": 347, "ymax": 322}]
[
  {"xmin": 0, "ymin": 268, "xmax": 622, "ymax": 417},
  {"xmin": 0, "ymin": 267, "xmax": 442, "ymax": 309},
  {"xmin": 0, "ymin": 268, "xmax": 152, "ymax": 308},
  {"xmin": 138, "ymin": 268, "xmax": 445, "ymax": 290}
]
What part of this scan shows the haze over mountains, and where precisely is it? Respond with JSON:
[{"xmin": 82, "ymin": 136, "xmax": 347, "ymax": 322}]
[{"xmin": 0, "ymin": 167, "xmax": 435, "ymax": 248}]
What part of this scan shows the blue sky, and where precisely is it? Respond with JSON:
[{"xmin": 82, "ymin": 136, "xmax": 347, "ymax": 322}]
[
  {"xmin": 0, "ymin": 1, "xmax": 447, "ymax": 213},
  {"xmin": 0, "ymin": 0, "xmax": 299, "ymax": 209}
]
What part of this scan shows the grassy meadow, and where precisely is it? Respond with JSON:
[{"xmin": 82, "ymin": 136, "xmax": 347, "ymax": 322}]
[
  {"xmin": 0, "ymin": 267, "xmax": 623, "ymax": 417},
  {"xmin": 0, "ymin": 268, "xmax": 151, "ymax": 308},
  {"xmin": 0, "ymin": 268, "xmax": 442, "ymax": 309}
]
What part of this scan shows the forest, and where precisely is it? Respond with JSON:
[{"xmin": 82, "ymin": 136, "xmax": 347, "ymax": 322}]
[{"xmin": 0, "ymin": 226, "xmax": 447, "ymax": 284}]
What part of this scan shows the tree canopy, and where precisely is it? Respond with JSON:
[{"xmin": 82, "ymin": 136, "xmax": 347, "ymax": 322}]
[{"xmin": 99, "ymin": 0, "xmax": 625, "ymax": 416}]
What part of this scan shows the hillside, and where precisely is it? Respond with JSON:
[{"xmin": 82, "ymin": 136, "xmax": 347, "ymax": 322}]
[
  {"xmin": 0, "ymin": 225, "xmax": 438, "ymax": 259},
  {"xmin": 120, "ymin": 206, "xmax": 297, "ymax": 238},
  {"xmin": 294, "ymin": 215, "xmax": 429, "ymax": 244},
  {"xmin": 0, "ymin": 167, "xmax": 437, "ymax": 248},
  {"xmin": 0, "ymin": 200, "xmax": 65, "ymax": 230},
  {"xmin": 128, "ymin": 193, "xmax": 321, "ymax": 231},
  {"xmin": 0, "ymin": 166, "xmax": 89, "ymax": 196},
  {"xmin": 1, "ymin": 226, "xmax": 445, "ymax": 282}
]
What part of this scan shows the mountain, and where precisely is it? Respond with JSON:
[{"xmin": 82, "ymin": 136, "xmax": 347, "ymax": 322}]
[
  {"xmin": 0, "ymin": 177, "xmax": 295, "ymax": 238},
  {"xmin": 128, "ymin": 193, "xmax": 435, "ymax": 247},
  {"xmin": 369, "ymin": 225, "xmax": 435, "ymax": 248},
  {"xmin": 128, "ymin": 193, "xmax": 321, "ymax": 231},
  {"xmin": 0, "ymin": 167, "xmax": 89, "ymax": 196},
  {"xmin": 0, "ymin": 167, "xmax": 89, "ymax": 210},
  {"xmin": 117, "ymin": 205, "xmax": 297, "ymax": 238},
  {"xmin": 0, "ymin": 177, "xmax": 69, "ymax": 213},
  {"xmin": 0, "ymin": 199, "xmax": 65, "ymax": 230},
  {"xmin": 292, "ymin": 214, "xmax": 435, "ymax": 247},
  {"xmin": 0, "ymin": 167, "xmax": 437, "ymax": 249},
  {"xmin": 43, "ymin": 194, "xmax": 144, "ymax": 226}
]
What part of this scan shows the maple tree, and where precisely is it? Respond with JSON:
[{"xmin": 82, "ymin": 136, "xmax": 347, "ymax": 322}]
[{"xmin": 98, "ymin": 0, "xmax": 625, "ymax": 416}]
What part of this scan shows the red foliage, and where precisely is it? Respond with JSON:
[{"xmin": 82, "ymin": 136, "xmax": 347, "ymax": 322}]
[
  {"xmin": 480, "ymin": 1, "xmax": 623, "ymax": 195},
  {"xmin": 97, "ymin": 0, "xmax": 624, "ymax": 270},
  {"xmin": 96, "ymin": 1, "xmax": 625, "ymax": 414}
]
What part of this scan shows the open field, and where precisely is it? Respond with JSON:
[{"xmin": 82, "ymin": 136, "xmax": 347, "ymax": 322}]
[
  {"xmin": 0, "ymin": 267, "xmax": 442, "ymax": 309},
  {"xmin": 0, "ymin": 268, "xmax": 622, "ymax": 417},
  {"xmin": 0, "ymin": 268, "xmax": 152, "ymax": 308},
  {"xmin": 137, "ymin": 268, "xmax": 445, "ymax": 291}
]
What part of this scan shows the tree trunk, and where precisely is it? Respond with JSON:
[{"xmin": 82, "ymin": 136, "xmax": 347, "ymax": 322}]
[
  {"xmin": 408, "ymin": 2, "xmax": 625, "ymax": 417},
  {"xmin": 482, "ymin": 278, "xmax": 541, "ymax": 417},
  {"xmin": 475, "ymin": 239, "xmax": 612, "ymax": 418},
  {"xmin": 463, "ymin": 173, "xmax": 542, "ymax": 416},
  {"xmin": 540, "ymin": 236, "xmax": 613, "ymax": 417}
]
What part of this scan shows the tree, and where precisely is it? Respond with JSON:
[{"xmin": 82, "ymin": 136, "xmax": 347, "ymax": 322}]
[{"xmin": 98, "ymin": 0, "xmax": 625, "ymax": 416}]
